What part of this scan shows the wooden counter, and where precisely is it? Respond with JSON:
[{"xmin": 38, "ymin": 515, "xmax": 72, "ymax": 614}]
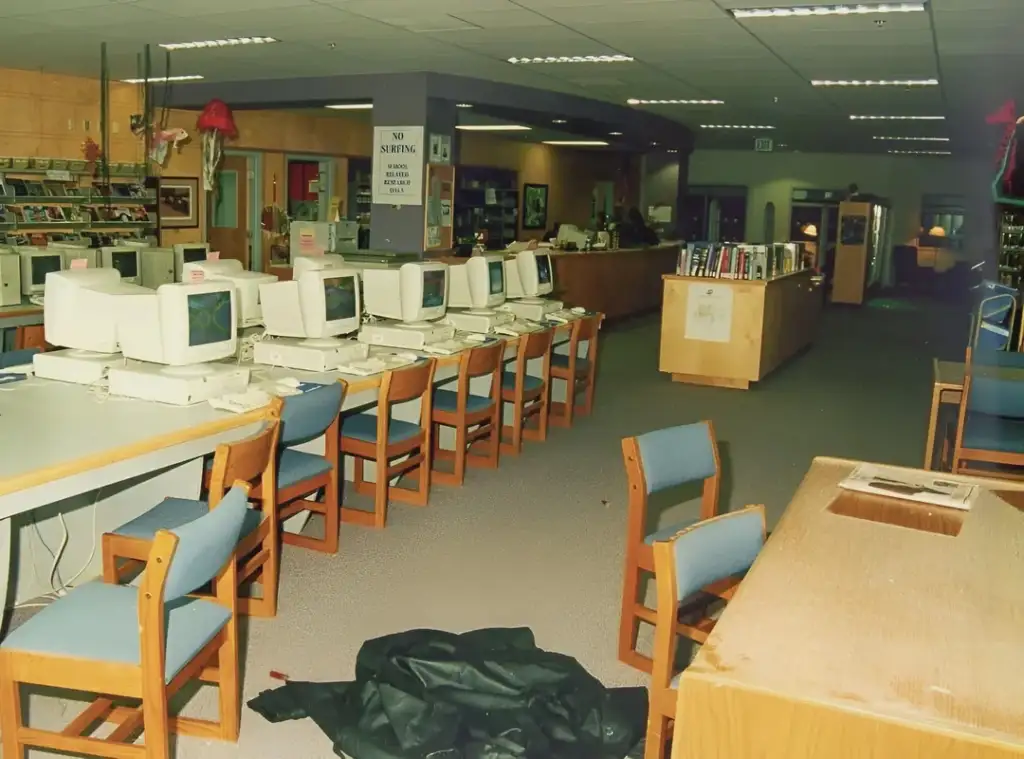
[
  {"xmin": 674, "ymin": 457, "xmax": 1024, "ymax": 759},
  {"xmin": 659, "ymin": 269, "xmax": 821, "ymax": 390}
]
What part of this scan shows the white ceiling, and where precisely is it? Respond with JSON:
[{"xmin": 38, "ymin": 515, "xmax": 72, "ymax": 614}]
[{"xmin": 0, "ymin": 0, "xmax": 1020, "ymax": 155}]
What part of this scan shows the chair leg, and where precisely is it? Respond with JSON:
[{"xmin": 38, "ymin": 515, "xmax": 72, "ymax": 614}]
[
  {"xmin": 0, "ymin": 656, "xmax": 25, "ymax": 759},
  {"xmin": 101, "ymin": 535, "xmax": 118, "ymax": 583},
  {"xmin": 563, "ymin": 379, "xmax": 576, "ymax": 428},
  {"xmin": 323, "ymin": 467, "xmax": 340, "ymax": 554},
  {"xmin": 452, "ymin": 426, "xmax": 467, "ymax": 485},
  {"xmin": 141, "ymin": 678, "xmax": 171, "ymax": 759},
  {"xmin": 374, "ymin": 456, "xmax": 388, "ymax": 529},
  {"xmin": 643, "ymin": 711, "xmax": 671, "ymax": 759},
  {"xmin": 501, "ymin": 400, "xmax": 524, "ymax": 455},
  {"xmin": 618, "ymin": 551, "xmax": 652, "ymax": 673},
  {"xmin": 538, "ymin": 386, "xmax": 549, "ymax": 442},
  {"xmin": 580, "ymin": 374, "xmax": 596, "ymax": 417},
  {"xmin": 217, "ymin": 624, "xmax": 240, "ymax": 741}
]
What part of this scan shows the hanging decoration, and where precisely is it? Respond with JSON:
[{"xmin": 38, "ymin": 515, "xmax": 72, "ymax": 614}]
[
  {"xmin": 988, "ymin": 100, "xmax": 1024, "ymax": 207},
  {"xmin": 196, "ymin": 99, "xmax": 238, "ymax": 191},
  {"xmin": 150, "ymin": 127, "xmax": 190, "ymax": 166},
  {"xmin": 82, "ymin": 136, "xmax": 102, "ymax": 171}
]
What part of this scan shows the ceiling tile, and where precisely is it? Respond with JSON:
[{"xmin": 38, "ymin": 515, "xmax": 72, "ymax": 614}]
[{"xmin": 448, "ymin": 8, "xmax": 554, "ymax": 29}]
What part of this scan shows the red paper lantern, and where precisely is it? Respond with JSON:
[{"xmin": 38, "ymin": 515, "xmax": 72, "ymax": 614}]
[{"xmin": 196, "ymin": 99, "xmax": 238, "ymax": 139}]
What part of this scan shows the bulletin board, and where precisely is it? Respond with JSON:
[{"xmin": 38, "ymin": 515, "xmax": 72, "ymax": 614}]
[{"xmin": 424, "ymin": 163, "xmax": 455, "ymax": 251}]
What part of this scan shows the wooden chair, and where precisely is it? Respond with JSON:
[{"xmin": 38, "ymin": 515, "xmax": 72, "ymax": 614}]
[
  {"xmin": 549, "ymin": 314, "xmax": 602, "ymax": 428},
  {"xmin": 0, "ymin": 484, "xmax": 252, "ymax": 759},
  {"xmin": 500, "ymin": 328, "xmax": 554, "ymax": 455},
  {"xmin": 950, "ymin": 346, "xmax": 1024, "ymax": 477},
  {"xmin": 618, "ymin": 421, "xmax": 721, "ymax": 673},
  {"xmin": 257, "ymin": 382, "xmax": 345, "ymax": 555},
  {"xmin": 431, "ymin": 341, "xmax": 503, "ymax": 486},
  {"xmin": 644, "ymin": 506, "xmax": 766, "ymax": 759},
  {"xmin": 102, "ymin": 399, "xmax": 283, "ymax": 617},
  {"xmin": 341, "ymin": 359, "xmax": 437, "ymax": 529}
]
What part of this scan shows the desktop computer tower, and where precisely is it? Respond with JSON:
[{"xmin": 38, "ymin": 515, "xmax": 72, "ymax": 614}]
[
  {"xmin": 0, "ymin": 253, "xmax": 21, "ymax": 306},
  {"xmin": 141, "ymin": 248, "xmax": 175, "ymax": 289}
]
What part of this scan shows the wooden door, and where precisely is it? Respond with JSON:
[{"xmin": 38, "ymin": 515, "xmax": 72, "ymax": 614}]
[{"xmin": 208, "ymin": 154, "xmax": 250, "ymax": 269}]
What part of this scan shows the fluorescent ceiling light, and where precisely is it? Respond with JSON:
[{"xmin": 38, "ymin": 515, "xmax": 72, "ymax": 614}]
[
  {"xmin": 552, "ymin": 119, "xmax": 567, "ymax": 124},
  {"xmin": 700, "ymin": 124, "xmax": 775, "ymax": 129},
  {"xmin": 507, "ymin": 55, "xmax": 632, "ymax": 64},
  {"xmin": 609, "ymin": 131, "xmax": 623, "ymax": 136},
  {"xmin": 325, "ymin": 103, "xmax": 373, "ymax": 110},
  {"xmin": 812, "ymin": 79, "xmax": 937, "ymax": 87},
  {"xmin": 122, "ymin": 74, "xmax": 204, "ymax": 84},
  {"xmin": 456, "ymin": 124, "xmax": 532, "ymax": 132},
  {"xmin": 888, "ymin": 149, "xmax": 951, "ymax": 155},
  {"xmin": 628, "ymin": 98, "xmax": 724, "ymax": 105},
  {"xmin": 160, "ymin": 36, "xmax": 278, "ymax": 51},
  {"xmin": 873, "ymin": 135, "xmax": 949, "ymax": 141},
  {"xmin": 851, "ymin": 115, "xmax": 944, "ymax": 120},
  {"xmin": 542, "ymin": 140, "xmax": 609, "ymax": 146},
  {"xmin": 456, "ymin": 103, "xmax": 473, "ymax": 108},
  {"xmin": 732, "ymin": 3, "xmax": 925, "ymax": 19}
]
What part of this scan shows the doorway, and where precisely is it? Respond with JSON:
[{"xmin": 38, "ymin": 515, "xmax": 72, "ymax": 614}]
[
  {"xmin": 286, "ymin": 156, "xmax": 334, "ymax": 223},
  {"xmin": 208, "ymin": 151, "xmax": 261, "ymax": 270},
  {"xmin": 790, "ymin": 202, "xmax": 839, "ymax": 270}
]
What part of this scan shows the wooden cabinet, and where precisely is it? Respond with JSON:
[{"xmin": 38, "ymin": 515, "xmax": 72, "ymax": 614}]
[{"xmin": 659, "ymin": 269, "xmax": 821, "ymax": 390}]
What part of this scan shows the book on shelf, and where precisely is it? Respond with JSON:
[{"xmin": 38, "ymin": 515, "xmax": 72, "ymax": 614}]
[{"xmin": 677, "ymin": 242, "xmax": 806, "ymax": 281}]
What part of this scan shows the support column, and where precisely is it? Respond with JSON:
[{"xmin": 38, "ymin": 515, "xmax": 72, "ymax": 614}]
[
  {"xmin": 370, "ymin": 76, "xmax": 458, "ymax": 255},
  {"xmin": 675, "ymin": 150, "xmax": 692, "ymax": 240}
]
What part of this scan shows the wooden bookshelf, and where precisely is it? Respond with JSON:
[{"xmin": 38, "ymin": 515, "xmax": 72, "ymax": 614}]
[{"xmin": 659, "ymin": 269, "xmax": 822, "ymax": 390}]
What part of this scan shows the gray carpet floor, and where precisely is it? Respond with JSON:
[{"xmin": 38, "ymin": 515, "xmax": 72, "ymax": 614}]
[{"xmin": 12, "ymin": 297, "xmax": 963, "ymax": 758}]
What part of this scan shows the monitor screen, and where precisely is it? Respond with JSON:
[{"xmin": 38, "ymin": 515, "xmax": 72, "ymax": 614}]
[
  {"xmin": 187, "ymin": 290, "xmax": 233, "ymax": 347},
  {"xmin": 31, "ymin": 254, "xmax": 62, "ymax": 284},
  {"xmin": 111, "ymin": 250, "xmax": 138, "ymax": 279},
  {"xmin": 422, "ymin": 269, "xmax": 446, "ymax": 309},
  {"xmin": 324, "ymin": 276, "xmax": 357, "ymax": 322},
  {"xmin": 182, "ymin": 247, "xmax": 207, "ymax": 263},
  {"xmin": 537, "ymin": 254, "xmax": 552, "ymax": 285},
  {"xmin": 488, "ymin": 260, "xmax": 504, "ymax": 295}
]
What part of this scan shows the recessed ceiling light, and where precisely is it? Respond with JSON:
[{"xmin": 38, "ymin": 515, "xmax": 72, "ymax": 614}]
[
  {"xmin": 609, "ymin": 131, "xmax": 623, "ymax": 136},
  {"xmin": 507, "ymin": 55, "xmax": 633, "ymax": 65},
  {"xmin": 456, "ymin": 124, "xmax": 532, "ymax": 132},
  {"xmin": 628, "ymin": 98, "xmax": 724, "ymax": 105},
  {"xmin": 851, "ymin": 114, "xmax": 944, "ymax": 120},
  {"xmin": 873, "ymin": 135, "xmax": 949, "ymax": 141},
  {"xmin": 456, "ymin": 103, "xmax": 473, "ymax": 108},
  {"xmin": 160, "ymin": 36, "xmax": 278, "ymax": 51},
  {"xmin": 888, "ymin": 149, "xmax": 951, "ymax": 155},
  {"xmin": 700, "ymin": 124, "xmax": 775, "ymax": 129},
  {"xmin": 667, "ymin": 149, "xmax": 679, "ymax": 154},
  {"xmin": 812, "ymin": 79, "xmax": 937, "ymax": 86},
  {"xmin": 325, "ymin": 103, "xmax": 373, "ymax": 110},
  {"xmin": 732, "ymin": 3, "xmax": 925, "ymax": 19},
  {"xmin": 552, "ymin": 119, "xmax": 567, "ymax": 124},
  {"xmin": 541, "ymin": 140, "xmax": 609, "ymax": 146},
  {"xmin": 122, "ymin": 74, "xmax": 204, "ymax": 84}
]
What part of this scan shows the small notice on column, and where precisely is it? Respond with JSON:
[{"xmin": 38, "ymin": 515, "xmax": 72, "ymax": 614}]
[
  {"xmin": 372, "ymin": 126, "xmax": 424, "ymax": 207},
  {"xmin": 684, "ymin": 284, "xmax": 733, "ymax": 343}
]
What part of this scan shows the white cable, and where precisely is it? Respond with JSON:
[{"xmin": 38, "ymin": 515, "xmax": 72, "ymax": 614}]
[{"xmin": 61, "ymin": 491, "xmax": 102, "ymax": 590}]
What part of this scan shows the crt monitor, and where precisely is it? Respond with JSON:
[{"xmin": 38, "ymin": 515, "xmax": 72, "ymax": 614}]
[
  {"xmin": 181, "ymin": 259, "xmax": 278, "ymax": 327},
  {"xmin": 448, "ymin": 254, "xmax": 505, "ymax": 311},
  {"xmin": 260, "ymin": 268, "xmax": 361, "ymax": 345},
  {"xmin": 44, "ymin": 268, "xmax": 151, "ymax": 354},
  {"xmin": 361, "ymin": 261, "xmax": 448, "ymax": 324},
  {"xmin": 293, "ymin": 253, "xmax": 346, "ymax": 280},
  {"xmin": 19, "ymin": 248, "xmax": 64, "ymax": 295},
  {"xmin": 505, "ymin": 250, "xmax": 553, "ymax": 299},
  {"xmin": 100, "ymin": 247, "xmax": 141, "ymax": 284},
  {"xmin": 115, "ymin": 282, "xmax": 237, "ymax": 369},
  {"xmin": 172, "ymin": 243, "xmax": 210, "ymax": 281}
]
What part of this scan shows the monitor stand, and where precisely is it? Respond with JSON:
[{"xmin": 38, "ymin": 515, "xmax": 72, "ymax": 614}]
[
  {"xmin": 33, "ymin": 348, "xmax": 123, "ymax": 386},
  {"xmin": 253, "ymin": 335, "xmax": 368, "ymax": 373},
  {"xmin": 445, "ymin": 308, "xmax": 515, "ymax": 334},
  {"xmin": 500, "ymin": 298, "xmax": 563, "ymax": 322},
  {"xmin": 357, "ymin": 319, "xmax": 456, "ymax": 350},
  {"xmin": 107, "ymin": 361, "xmax": 250, "ymax": 406}
]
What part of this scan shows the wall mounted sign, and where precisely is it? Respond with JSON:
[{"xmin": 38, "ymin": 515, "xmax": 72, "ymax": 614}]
[
  {"xmin": 754, "ymin": 137, "xmax": 773, "ymax": 152},
  {"xmin": 429, "ymin": 133, "xmax": 452, "ymax": 165},
  {"xmin": 372, "ymin": 126, "xmax": 424, "ymax": 206}
]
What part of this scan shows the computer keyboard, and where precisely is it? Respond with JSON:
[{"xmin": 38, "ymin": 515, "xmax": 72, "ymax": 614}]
[
  {"xmin": 493, "ymin": 321, "xmax": 539, "ymax": 337},
  {"xmin": 337, "ymin": 352, "xmax": 420, "ymax": 377},
  {"xmin": 422, "ymin": 339, "xmax": 477, "ymax": 355},
  {"xmin": 208, "ymin": 388, "xmax": 273, "ymax": 414}
]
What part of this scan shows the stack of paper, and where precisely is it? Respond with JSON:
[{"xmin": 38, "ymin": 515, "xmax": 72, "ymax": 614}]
[{"xmin": 838, "ymin": 464, "xmax": 976, "ymax": 510}]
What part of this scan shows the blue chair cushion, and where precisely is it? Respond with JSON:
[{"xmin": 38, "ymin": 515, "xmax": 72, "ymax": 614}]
[
  {"xmin": 433, "ymin": 389, "xmax": 493, "ymax": 414},
  {"xmin": 112, "ymin": 497, "xmax": 263, "ymax": 540},
  {"xmin": 0, "ymin": 582, "xmax": 230, "ymax": 683},
  {"xmin": 551, "ymin": 353, "xmax": 589, "ymax": 372},
  {"xmin": 278, "ymin": 448, "xmax": 332, "ymax": 488},
  {"xmin": 644, "ymin": 518, "xmax": 699, "ymax": 545},
  {"xmin": 502, "ymin": 372, "xmax": 544, "ymax": 392},
  {"xmin": 342, "ymin": 413, "xmax": 422, "ymax": 444},
  {"xmin": 962, "ymin": 412, "xmax": 1024, "ymax": 454}
]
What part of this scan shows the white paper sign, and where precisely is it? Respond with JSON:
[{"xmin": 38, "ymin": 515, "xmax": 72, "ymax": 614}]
[
  {"xmin": 429, "ymin": 133, "xmax": 452, "ymax": 164},
  {"xmin": 373, "ymin": 126, "xmax": 424, "ymax": 206},
  {"xmin": 684, "ymin": 284, "xmax": 733, "ymax": 343},
  {"xmin": 440, "ymin": 199, "xmax": 452, "ymax": 227}
]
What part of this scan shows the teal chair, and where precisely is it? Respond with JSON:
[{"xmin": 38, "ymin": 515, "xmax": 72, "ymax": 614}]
[
  {"xmin": 0, "ymin": 348, "xmax": 39, "ymax": 370},
  {"xmin": 618, "ymin": 421, "xmax": 721, "ymax": 673},
  {"xmin": 952, "ymin": 347, "xmax": 1024, "ymax": 475},
  {"xmin": 645, "ymin": 506, "xmax": 766, "ymax": 759},
  {"xmin": 0, "ymin": 485, "xmax": 251, "ymax": 759}
]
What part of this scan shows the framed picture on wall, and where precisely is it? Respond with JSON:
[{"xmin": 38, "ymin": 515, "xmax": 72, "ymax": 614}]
[
  {"xmin": 522, "ymin": 183, "xmax": 549, "ymax": 230},
  {"xmin": 158, "ymin": 176, "xmax": 199, "ymax": 229}
]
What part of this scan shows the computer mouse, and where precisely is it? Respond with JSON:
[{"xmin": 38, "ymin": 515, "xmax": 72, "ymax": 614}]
[{"xmin": 278, "ymin": 377, "xmax": 301, "ymax": 388}]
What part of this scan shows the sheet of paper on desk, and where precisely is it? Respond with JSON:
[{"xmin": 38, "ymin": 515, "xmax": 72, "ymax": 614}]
[{"xmin": 839, "ymin": 464, "xmax": 976, "ymax": 510}]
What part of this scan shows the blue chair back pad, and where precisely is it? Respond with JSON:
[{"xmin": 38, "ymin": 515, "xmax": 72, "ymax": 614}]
[
  {"xmin": 163, "ymin": 486, "xmax": 249, "ymax": 601},
  {"xmin": 635, "ymin": 422, "xmax": 716, "ymax": 494},
  {"xmin": 968, "ymin": 375, "xmax": 1024, "ymax": 418},
  {"xmin": 0, "ymin": 347, "xmax": 41, "ymax": 369},
  {"xmin": 671, "ymin": 508, "xmax": 764, "ymax": 602},
  {"xmin": 280, "ymin": 383, "xmax": 344, "ymax": 447}
]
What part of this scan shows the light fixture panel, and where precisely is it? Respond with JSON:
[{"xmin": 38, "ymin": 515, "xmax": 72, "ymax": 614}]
[
  {"xmin": 732, "ymin": 3, "xmax": 926, "ymax": 19},
  {"xmin": 122, "ymin": 75, "xmax": 204, "ymax": 84},
  {"xmin": 507, "ymin": 55, "xmax": 632, "ymax": 65},
  {"xmin": 160, "ymin": 36, "xmax": 278, "ymax": 51}
]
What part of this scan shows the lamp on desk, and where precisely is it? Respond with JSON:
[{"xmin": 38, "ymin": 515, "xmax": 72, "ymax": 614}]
[{"xmin": 802, "ymin": 223, "xmax": 818, "ymax": 239}]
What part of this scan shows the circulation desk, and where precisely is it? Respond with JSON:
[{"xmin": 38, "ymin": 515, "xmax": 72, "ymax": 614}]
[{"xmin": 659, "ymin": 269, "xmax": 821, "ymax": 390}]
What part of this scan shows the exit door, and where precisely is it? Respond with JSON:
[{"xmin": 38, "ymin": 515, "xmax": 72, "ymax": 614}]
[{"xmin": 208, "ymin": 153, "xmax": 251, "ymax": 269}]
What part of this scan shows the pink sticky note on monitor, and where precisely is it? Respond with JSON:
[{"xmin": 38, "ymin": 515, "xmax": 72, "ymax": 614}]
[
  {"xmin": 189, "ymin": 268, "xmax": 205, "ymax": 283},
  {"xmin": 69, "ymin": 258, "xmax": 87, "ymax": 269},
  {"xmin": 207, "ymin": 250, "xmax": 220, "ymax": 261}
]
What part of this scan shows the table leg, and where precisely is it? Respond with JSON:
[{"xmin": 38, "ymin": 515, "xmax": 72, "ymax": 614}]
[
  {"xmin": 923, "ymin": 383, "xmax": 943, "ymax": 470},
  {"xmin": 0, "ymin": 518, "xmax": 11, "ymax": 636}
]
